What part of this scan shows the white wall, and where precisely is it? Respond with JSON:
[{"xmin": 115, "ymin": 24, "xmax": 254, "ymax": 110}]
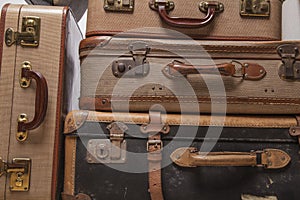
[{"xmin": 0, "ymin": 0, "xmax": 299, "ymax": 40}]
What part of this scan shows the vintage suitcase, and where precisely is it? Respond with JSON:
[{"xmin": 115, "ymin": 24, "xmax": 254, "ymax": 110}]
[
  {"xmin": 86, "ymin": 0, "xmax": 284, "ymax": 41},
  {"xmin": 0, "ymin": 4, "xmax": 82, "ymax": 200},
  {"xmin": 79, "ymin": 36, "xmax": 300, "ymax": 114},
  {"xmin": 24, "ymin": 0, "xmax": 88, "ymax": 21},
  {"xmin": 62, "ymin": 110, "xmax": 300, "ymax": 200}
]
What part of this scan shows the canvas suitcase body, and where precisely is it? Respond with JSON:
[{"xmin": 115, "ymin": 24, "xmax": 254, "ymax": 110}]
[
  {"xmin": 63, "ymin": 110, "xmax": 300, "ymax": 200},
  {"xmin": 86, "ymin": 0, "xmax": 284, "ymax": 41},
  {"xmin": 0, "ymin": 4, "xmax": 82, "ymax": 200},
  {"xmin": 79, "ymin": 36, "xmax": 300, "ymax": 114}
]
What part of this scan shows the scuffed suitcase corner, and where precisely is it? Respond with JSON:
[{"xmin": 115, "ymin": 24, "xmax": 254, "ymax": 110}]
[{"xmin": 64, "ymin": 110, "xmax": 89, "ymax": 134}]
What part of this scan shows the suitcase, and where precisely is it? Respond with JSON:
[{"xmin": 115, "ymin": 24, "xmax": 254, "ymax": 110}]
[
  {"xmin": 24, "ymin": 0, "xmax": 88, "ymax": 21},
  {"xmin": 0, "ymin": 4, "xmax": 82, "ymax": 200},
  {"xmin": 62, "ymin": 110, "xmax": 300, "ymax": 200},
  {"xmin": 86, "ymin": 0, "xmax": 284, "ymax": 41},
  {"xmin": 79, "ymin": 36, "xmax": 300, "ymax": 114}
]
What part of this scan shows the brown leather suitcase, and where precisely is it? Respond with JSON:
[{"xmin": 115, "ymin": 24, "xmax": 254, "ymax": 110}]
[
  {"xmin": 79, "ymin": 36, "xmax": 300, "ymax": 114},
  {"xmin": 62, "ymin": 110, "xmax": 300, "ymax": 200},
  {"xmin": 0, "ymin": 4, "xmax": 82, "ymax": 200},
  {"xmin": 86, "ymin": 0, "xmax": 284, "ymax": 40}
]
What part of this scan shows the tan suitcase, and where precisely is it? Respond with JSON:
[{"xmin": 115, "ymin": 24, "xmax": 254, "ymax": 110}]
[
  {"xmin": 0, "ymin": 4, "xmax": 82, "ymax": 200},
  {"xmin": 79, "ymin": 36, "xmax": 300, "ymax": 114},
  {"xmin": 86, "ymin": 0, "xmax": 284, "ymax": 41}
]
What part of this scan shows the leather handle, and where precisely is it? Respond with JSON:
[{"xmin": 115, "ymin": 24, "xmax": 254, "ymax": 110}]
[
  {"xmin": 149, "ymin": 1, "xmax": 223, "ymax": 28},
  {"xmin": 171, "ymin": 148, "xmax": 291, "ymax": 169},
  {"xmin": 17, "ymin": 66, "xmax": 48, "ymax": 139},
  {"xmin": 163, "ymin": 60, "xmax": 267, "ymax": 80}
]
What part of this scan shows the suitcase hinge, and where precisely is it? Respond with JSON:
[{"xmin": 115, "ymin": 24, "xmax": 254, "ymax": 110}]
[
  {"xmin": 5, "ymin": 16, "xmax": 40, "ymax": 47},
  {"xmin": 0, "ymin": 158, "xmax": 31, "ymax": 192},
  {"xmin": 86, "ymin": 122, "xmax": 128, "ymax": 163},
  {"xmin": 104, "ymin": 0, "xmax": 134, "ymax": 12},
  {"xmin": 277, "ymin": 44, "xmax": 300, "ymax": 80},
  {"xmin": 112, "ymin": 42, "xmax": 150, "ymax": 78},
  {"xmin": 240, "ymin": 0, "xmax": 270, "ymax": 17},
  {"xmin": 289, "ymin": 116, "xmax": 300, "ymax": 144}
]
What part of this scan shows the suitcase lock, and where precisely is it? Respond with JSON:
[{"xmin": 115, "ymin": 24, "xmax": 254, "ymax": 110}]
[
  {"xmin": 277, "ymin": 44, "xmax": 300, "ymax": 80},
  {"xmin": 0, "ymin": 158, "xmax": 31, "ymax": 192},
  {"xmin": 240, "ymin": 0, "xmax": 270, "ymax": 17},
  {"xmin": 5, "ymin": 16, "xmax": 40, "ymax": 47},
  {"xmin": 112, "ymin": 42, "xmax": 150, "ymax": 78},
  {"xmin": 86, "ymin": 122, "xmax": 128, "ymax": 163},
  {"xmin": 104, "ymin": 0, "xmax": 134, "ymax": 12}
]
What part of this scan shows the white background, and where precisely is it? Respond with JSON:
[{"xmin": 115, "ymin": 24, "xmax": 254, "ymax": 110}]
[{"xmin": 0, "ymin": 0, "xmax": 299, "ymax": 39}]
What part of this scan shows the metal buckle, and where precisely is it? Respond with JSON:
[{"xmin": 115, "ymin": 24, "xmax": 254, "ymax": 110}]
[
  {"xmin": 231, "ymin": 60, "xmax": 247, "ymax": 79},
  {"xmin": 147, "ymin": 140, "xmax": 163, "ymax": 152}
]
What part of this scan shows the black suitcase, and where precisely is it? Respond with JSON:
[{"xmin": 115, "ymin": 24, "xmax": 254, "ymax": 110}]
[{"xmin": 62, "ymin": 110, "xmax": 300, "ymax": 200}]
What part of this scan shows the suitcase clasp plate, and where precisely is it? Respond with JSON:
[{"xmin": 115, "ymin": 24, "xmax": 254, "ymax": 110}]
[
  {"xmin": 0, "ymin": 158, "xmax": 31, "ymax": 192},
  {"xmin": 5, "ymin": 17, "xmax": 40, "ymax": 47},
  {"xmin": 277, "ymin": 44, "xmax": 300, "ymax": 81},
  {"xmin": 104, "ymin": 0, "xmax": 134, "ymax": 12},
  {"xmin": 240, "ymin": 0, "xmax": 270, "ymax": 17},
  {"xmin": 86, "ymin": 122, "xmax": 128, "ymax": 163}
]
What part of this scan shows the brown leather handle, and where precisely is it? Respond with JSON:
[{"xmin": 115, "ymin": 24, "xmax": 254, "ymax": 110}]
[
  {"xmin": 171, "ymin": 148, "xmax": 291, "ymax": 169},
  {"xmin": 18, "ymin": 67, "xmax": 48, "ymax": 134},
  {"xmin": 149, "ymin": 1, "xmax": 223, "ymax": 28},
  {"xmin": 163, "ymin": 60, "xmax": 266, "ymax": 80}
]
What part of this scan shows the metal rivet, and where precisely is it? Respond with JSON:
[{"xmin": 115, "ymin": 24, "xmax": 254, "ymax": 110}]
[
  {"xmin": 244, "ymin": 63, "xmax": 249, "ymax": 68},
  {"xmin": 102, "ymin": 99, "xmax": 106, "ymax": 104},
  {"xmin": 260, "ymin": 69, "xmax": 264, "ymax": 74}
]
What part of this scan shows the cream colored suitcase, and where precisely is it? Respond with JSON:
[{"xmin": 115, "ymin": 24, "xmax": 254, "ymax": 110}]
[
  {"xmin": 0, "ymin": 4, "xmax": 82, "ymax": 200},
  {"xmin": 79, "ymin": 36, "xmax": 300, "ymax": 114}
]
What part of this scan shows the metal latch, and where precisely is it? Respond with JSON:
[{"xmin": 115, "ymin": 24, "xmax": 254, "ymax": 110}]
[
  {"xmin": 0, "ymin": 158, "xmax": 31, "ymax": 192},
  {"xmin": 5, "ymin": 16, "xmax": 40, "ymax": 47},
  {"xmin": 289, "ymin": 116, "xmax": 300, "ymax": 145},
  {"xmin": 112, "ymin": 42, "xmax": 150, "ymax": 78},
  {"xmin": 104, "ymin": 0, "xmax": 134, "ymax": 12},
  {"xmin": 277, "ymin": 44, "xmax": 300, "ymax": 80},
  {"xmin": 86, "ymin": 122, "xmax": 128, "ymax": 163},
  {"xmin": 240, "ymin": 0, "xmax": 270, "ymax": 17}
]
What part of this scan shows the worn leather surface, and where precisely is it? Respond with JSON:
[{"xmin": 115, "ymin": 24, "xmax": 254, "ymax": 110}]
[
  {"xmin": 63, "ymin": 111, "xmax": 300, "ymax": 200},
  {"xmin": 0, "ymin": 4, "xmax": 82, "ymax": 200},
  {"xmin": 87, "ymin": 0, "xmax": 282, "ymax": 40}
]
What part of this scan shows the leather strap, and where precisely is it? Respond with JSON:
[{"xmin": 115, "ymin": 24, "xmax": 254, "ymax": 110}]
[
  {"xmin": 171, "ymin": 147, "xmax": 291, "ymax": 169},
  {"xmin": 163, "ymin": 60, "xmax": 266, "ymax": 80},
  {"xmin": 141, "ymin": 111, "xmax": 169, "ymax": 200}
]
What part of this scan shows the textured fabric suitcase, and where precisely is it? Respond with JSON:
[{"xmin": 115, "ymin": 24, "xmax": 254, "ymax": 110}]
[
  {"xmin": 79, "ymin": 36, "xmax": 300, "ymax": 114},
  {"xmin": 0, "ymin": 4, "xmax": 82, "ymax": 200},
  {"xmin": 86, "ymin": 0, "xmax": 284, "ymax": 40},
  {"xmin": 62, "ymin": 110, "xmax": 300, "ymax": 200}
]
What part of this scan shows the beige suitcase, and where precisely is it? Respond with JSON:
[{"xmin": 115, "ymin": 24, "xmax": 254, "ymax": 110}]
[
  {"xmin": 86, "ymin": 0, "xmax": 284, "ymax": 41},
  {"xmin": 0, "ymin": 4, "xmax": 82, "ymax": 200},
  {"xmin": 79, "ymin": 36, "xmax": 300, "ymax": 114}
]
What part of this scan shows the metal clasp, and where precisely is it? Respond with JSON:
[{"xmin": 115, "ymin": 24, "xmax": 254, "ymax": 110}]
[
  {"xmin": 277, "ymin": 44, "xmax": 300, "ymax": 80},
  {"xmin": 112, "ymin": 42, "xmax": 150, "ymax": 78},
  {"xmin": 104, "ymin": 0, "xmax": 134, "ymax": 12},
  {"xmin": 86, "ymin": 122, "xmax": 128, "ymax": 163},
  {"xmin": 240, "ymin": 0, "xmax": 270, "ymax": 17},
  {"xmin": 0, "ymin": 158, "xmax": 31, "ymax": 192},
  {"xmin": 5, "ymin": 17, "xmax": 40, "ymax": 47}
]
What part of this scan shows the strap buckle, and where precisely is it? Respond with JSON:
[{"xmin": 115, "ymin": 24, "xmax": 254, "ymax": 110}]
[{"xmin": 147, "ymin": 140, "xmax": 163, "ymax": 152}]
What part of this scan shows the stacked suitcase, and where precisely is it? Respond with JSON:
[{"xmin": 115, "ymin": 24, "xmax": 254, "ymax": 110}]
[
  {"xmin": 0, "ymin": 4, "xmax": 82, "ymax": 200},
  {"xmin": 62, "ymin": 0, "xmax": 300, "ymax": 200}
]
